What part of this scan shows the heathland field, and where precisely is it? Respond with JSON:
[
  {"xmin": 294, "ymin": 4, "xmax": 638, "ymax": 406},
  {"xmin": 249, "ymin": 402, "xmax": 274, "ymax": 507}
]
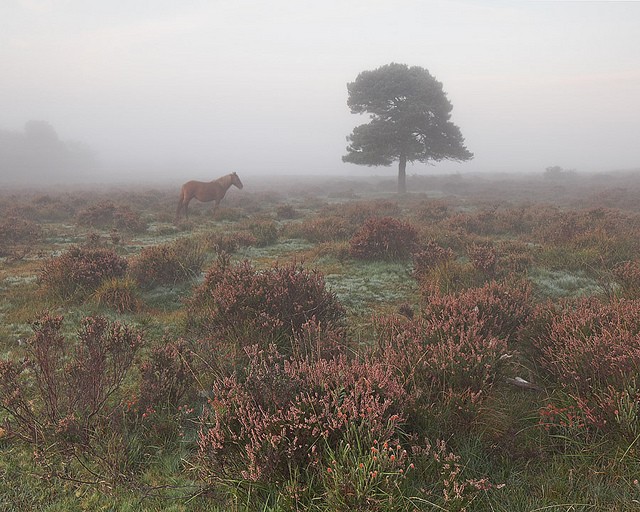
[{"xmin": 3, "ymin": 171, "xmax": 640, "ymax": 511}]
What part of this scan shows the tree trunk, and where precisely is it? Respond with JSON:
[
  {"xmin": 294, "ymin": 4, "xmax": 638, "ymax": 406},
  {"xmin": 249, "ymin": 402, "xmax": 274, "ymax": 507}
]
[{"xmin": 397, "ymin": 154, "xmax": 407, "ymax": 194}]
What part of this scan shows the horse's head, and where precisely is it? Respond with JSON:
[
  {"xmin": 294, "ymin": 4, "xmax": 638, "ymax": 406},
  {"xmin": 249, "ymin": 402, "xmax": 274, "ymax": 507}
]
[{"xmin": 231, "ymin": 172, "xmax": 244, "ymax": 189}]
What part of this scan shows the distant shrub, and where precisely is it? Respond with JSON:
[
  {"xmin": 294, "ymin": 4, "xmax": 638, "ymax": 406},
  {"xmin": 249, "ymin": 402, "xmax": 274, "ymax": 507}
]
[
  {"xmin": 30, "ymin": 195, "xmax": 76, "ymax": 221},
  {"xmin": 76, "ymin": 201, "xmax": 116, "ymax": 227},
  {"xmin": 0, "ymin": 217, "xmax": 42, "ymax": 256},
  {"xmin": 206, "ymin": 231, "xmax": 257, "ymax": 252},
  {"xmin": 349, "ymin": 217, "xmax": 418, "ymax": 261},
  {"xmin": 186, "ymin": 256, "xmax": 345, "ymax": 349},
  {"xmin": 245, "ymin": 218, "xmax": 279, "ymax": 247},
  {"xmin": 76, "ymin": 201, "xmax": 147, "ymax": 233},
  {"xmin": 415, "ymin": 199, "xmax": 451, "ymax": 222},
  {"xmin": 285, "ymin": 215, "xmax": 353, "ymax": 243},
  {"xmin": 329, "ymin": 199, "xmax": 401, "ymax": 226},
  {"xmin": 113, "ymin": 205, "xmax": 148, "ymax": 232},
  {"xmin": 276, "ymin": 204, "xmax": 298, "ymax": 219},
  {"xmin": 39, "ymin": 246, "xmax": 128, "ymax": 299},
  {"xmin": 129, "ymin": 239, "xmax": 206, "ymax": 289}
]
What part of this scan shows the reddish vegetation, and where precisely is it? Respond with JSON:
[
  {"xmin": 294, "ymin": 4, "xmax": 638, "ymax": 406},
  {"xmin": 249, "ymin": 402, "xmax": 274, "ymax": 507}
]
[
  {"xmin": 349, "ymin": 216, "xmax": 419, "ymax": 261},
  {"xmin": 39, "ymin": 246, "xmax": 128, "ymax": 299},
  {"xmin": 186, "ymin": 256, "xmax": 346, "ymax": 347},
  {"xmin": 5, "ymin": 174, "xmax": 640, "ymax": 507}
]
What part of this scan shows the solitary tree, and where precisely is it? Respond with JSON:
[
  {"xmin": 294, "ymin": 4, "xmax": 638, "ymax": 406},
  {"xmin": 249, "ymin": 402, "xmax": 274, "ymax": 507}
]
[{"xmin": 343, "ymin": 63, "xmax": 473, "ymax": 193}]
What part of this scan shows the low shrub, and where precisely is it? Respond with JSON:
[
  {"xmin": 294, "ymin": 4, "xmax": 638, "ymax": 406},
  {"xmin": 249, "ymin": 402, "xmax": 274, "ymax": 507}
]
[
  {"xmin": 203, "ymin": 230, "xmax": 257, "ymax": 253},
  {"xmin": 276, "ymin": 204, "xmax": 298, "ymax": 220},
  {"xmin": 0, "ymin": 217, "xmax": 42, "ymax": 257},
  {"xmin": 285, "ymin": 215, "xmax": 353, "ymax": 243},
  {"xmin": 0, "ymin": 313, "xmax": 142, "ymax": 482},
  {"xmin": 76, "ymin": 201, "xmax": 147, "ymax": 233},
  {"xmin": 136, "ymin": 339, "xmax": 196, "ymax": 416},
  {"xmin": 349, "ymin": 216, "xmax": 418, "ymax": 261},
  {"xmin": 412, "ymin": 240, "xmax": 455, "ymax": 276},
  {"xmin": 128, "ymin": 239, "xmax": 206, "ymax": 289},
  {"xmin": 613, "ymin": 260, "xmax": 640, "ymax": 299},
  {"xmin": 245, "ymin": 218, "xmax": 279, "ymax": 247},
  {"xmin": 467, "ymin": 242, "xmax": 497, "ymax": 276},
  {"xmin": 534, "ymin": 298, "xmax": 640, "ymax": 436},
  {"xmin": 421, "ymin": 280, "xmax": 533, "ymax": 344},
  {"xmin": 196, "ymin": 344, "xmax": 405, "ymax": 485},
  {"xmin": 373, "ymin": 312, "xmax": 509, "ymax": 425},
  {"xmin": 39, "ymin": 246, "xmax": 128, "ymax": 300},
  {"xmin": 328, "ymin": 199, "xmax": 401, "ymax": 226},
  {"xmin": 186, "ymin": 256, "xmax": 346, "ymax": 350}
]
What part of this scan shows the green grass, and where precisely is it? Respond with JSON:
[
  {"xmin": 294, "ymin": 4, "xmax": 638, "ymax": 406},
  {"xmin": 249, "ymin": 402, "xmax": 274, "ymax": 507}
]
[{"xmin": 530, "ymin": 268, "xmax": 604, "ymax": 299}]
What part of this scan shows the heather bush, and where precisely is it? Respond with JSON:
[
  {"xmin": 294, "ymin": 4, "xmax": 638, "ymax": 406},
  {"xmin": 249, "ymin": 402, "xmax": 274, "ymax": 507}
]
[
  {"xmin": 534, "ymin": 298, "xmax": 640, "ymax": 436},
  {"xmin": 39, "ymin": 246, "xmax": 128, "ymax": 300},
  {"xmin": 421, "ymin": 280, "xmax": 533, "ymax": 344},
  {"xmin": 327, "ymin": 199, "xmax": 401, "ymax": 227},
  {"xmin": 76, "ymin": 201, "xmax": 147, "ymax": 233},
  {"xmin": 0, "ymin": 313, "xmax": 142, "ymax": 481},
  {"xmin": 0, "ymin": 216, "xmax": 42, "ymax": 257},
  {"xmin": 128, "ymin": 238, "xmax": 206, "ymax": 289},
  {"xmin": 196, "ymin": 344, "xmax": 405, "ymax": 487},
  {"xmin": 613, "ymin": 260, "xmax": 640, "ymax": 299},
  {"xmin": 411, "ymin": 240, "xmax": 455, "ymax": 277},
  {"xmin": 284, "ymin": 215, "xmax": 353, "ymax": 243},
  {"xmin": 186, "ymin": 256, "xmax": 346, "ymax": 350},
  {"xmin": 203, "ymin": 230, "xmax": 257, "ymax": 253},
  {"xmin": 414, "ymin": 199, "xmax": 451, "ymax": 222},
  {"xmin": 467, "ymin": 242, "xmax": 497, "ymax": 276},
  {"xmin": 276, "ymin": 203, "xmax": 298, "ymax": 219},
  {"xmin": 244, "ymin": 218, "xmax": 279, "ymax": 247},
  {"xmin": 92, "ymin": 277, "xmax": 142, "ymax": 313},
  {"xmin": 349, "ymin": 216, "xmax": 418, "ymax": 261},
  {"xmin": 446, "ymin": 206, "xmax": 522, "ymax": 237},
  {"xmin": 30, "ymin": 195, "xmax": 76, "ymax": 221},
  {"xmin": 373, "ymin": 312, "xmax": 509, "ymax": 421},
  {"xmin": 136, "ymin": 339, "xmax": 195, "ymax": 412}
]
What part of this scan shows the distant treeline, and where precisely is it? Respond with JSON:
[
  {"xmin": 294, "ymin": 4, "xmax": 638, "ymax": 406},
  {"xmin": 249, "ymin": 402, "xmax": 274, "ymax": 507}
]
[{"xmin": 0, "ymin": 121, "xmax": 97, "ymax": 183}]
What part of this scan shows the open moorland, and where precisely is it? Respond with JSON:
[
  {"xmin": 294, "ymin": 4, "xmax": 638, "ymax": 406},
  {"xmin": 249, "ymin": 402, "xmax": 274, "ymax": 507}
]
[{"xmin": 3, "ymin": 170, "xmax": 640, "ymax": 511}]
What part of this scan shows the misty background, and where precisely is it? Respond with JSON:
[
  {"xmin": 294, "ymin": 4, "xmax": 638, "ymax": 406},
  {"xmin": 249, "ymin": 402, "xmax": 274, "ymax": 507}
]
[{"xmin": 1, "ymin": 0, "xmax": 639, "ymax": 185}]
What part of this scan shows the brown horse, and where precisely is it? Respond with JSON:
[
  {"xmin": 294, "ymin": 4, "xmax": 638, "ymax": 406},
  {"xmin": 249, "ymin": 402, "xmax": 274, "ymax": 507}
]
[{"xmin": 175, "ymin": 172, "xmax": 243, "ymax": 220}]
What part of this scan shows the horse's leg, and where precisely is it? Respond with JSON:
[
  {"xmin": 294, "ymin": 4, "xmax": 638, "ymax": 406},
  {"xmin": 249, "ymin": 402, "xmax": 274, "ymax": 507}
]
[
  {"xmin": 176, "ymin": 188, "xmax": 187, "ymax": 221},
  {"xmin": 176, "ymin": 197, "xmax": 184, "ymax": 221},
  {"xmin": 184, "ymin": 197, "xmax": 192, "ymax": 219}
]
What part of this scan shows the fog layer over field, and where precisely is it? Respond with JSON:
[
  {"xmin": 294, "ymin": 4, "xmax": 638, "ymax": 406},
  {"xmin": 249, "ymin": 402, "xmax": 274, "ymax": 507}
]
[{"xmin": 1, "ymin": 0, "xmax": 640, "ymax": 184}]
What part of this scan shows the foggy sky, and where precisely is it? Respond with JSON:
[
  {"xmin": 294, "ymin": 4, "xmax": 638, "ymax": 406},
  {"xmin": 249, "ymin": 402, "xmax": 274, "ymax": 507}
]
[{"xmin": 1, "ymin": 0, "xmax": 640, "ymax": 183}]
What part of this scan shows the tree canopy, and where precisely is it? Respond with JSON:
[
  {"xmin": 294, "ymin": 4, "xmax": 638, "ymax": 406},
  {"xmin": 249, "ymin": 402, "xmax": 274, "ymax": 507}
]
[{"xmin": 343, "ymin": 63, "xmax": 473, "ymax": 193}]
